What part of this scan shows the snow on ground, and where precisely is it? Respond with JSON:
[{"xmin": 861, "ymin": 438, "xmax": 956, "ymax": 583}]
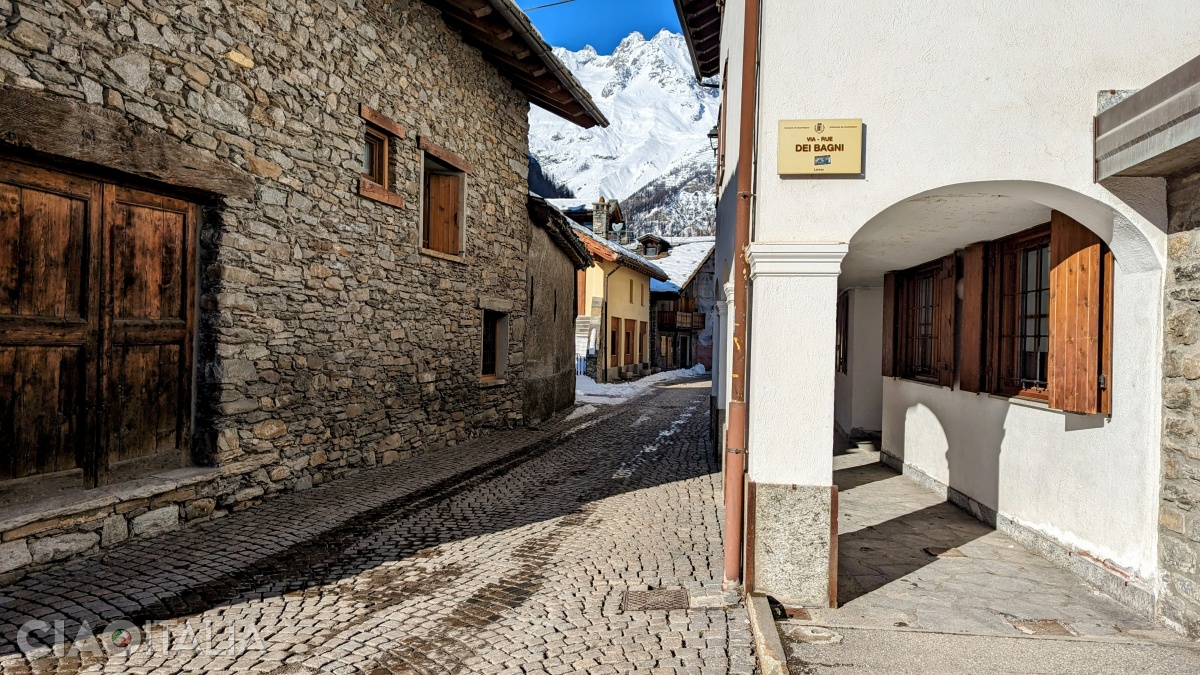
[{"xmin": 575, "ymin": 364, "xmax": 708, "ymax": 405}]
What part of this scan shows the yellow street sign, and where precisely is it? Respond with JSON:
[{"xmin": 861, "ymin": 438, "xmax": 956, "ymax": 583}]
[{"xmin": 777, "ymin": 119, "xmax": 863, "ymax": 175}]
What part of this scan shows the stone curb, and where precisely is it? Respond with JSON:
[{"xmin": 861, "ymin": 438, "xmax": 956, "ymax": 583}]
[{"xmin": 747, "ymin": 592, "xmax": 790, "ymax": 675}]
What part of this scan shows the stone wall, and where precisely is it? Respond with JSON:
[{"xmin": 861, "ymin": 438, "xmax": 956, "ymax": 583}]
[
  {"xmin": 0, "ymin": 0, "xmax": 535, "ymax": 574},
  {"xmin": 1162, "ymin": 165, "xmax": 1200, "ymax": 635},
  {"xmin": 523, "ymin": 223, "xmax": 577, "ymax": 425}
]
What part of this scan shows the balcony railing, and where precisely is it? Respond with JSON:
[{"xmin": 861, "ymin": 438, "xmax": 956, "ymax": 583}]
[{"xmin": 657, "ymin": 311, "xmax": 706, "ymax": 331}]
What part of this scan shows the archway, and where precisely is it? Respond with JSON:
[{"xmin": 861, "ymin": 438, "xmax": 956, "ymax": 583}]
[{"xmin": 833, "ymin": 179, "xmax": 1164, "ymax": 611}]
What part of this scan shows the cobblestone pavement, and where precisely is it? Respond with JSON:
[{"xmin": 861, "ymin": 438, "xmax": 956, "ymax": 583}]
[
  {"xmin": 782, "ymin": 448, "xmax": 1200, "ymax": 673},
  {"xmin": 0, "ymin": 379, "xmax": 754, "ymax": 674}
]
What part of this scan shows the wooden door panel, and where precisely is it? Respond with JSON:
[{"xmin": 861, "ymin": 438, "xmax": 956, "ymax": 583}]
[
  {"xmin": 108, "ymin": 344, "xmax": 182, "ymax": 462},
  {"xmin": 0, "ymin": 178, "xmax": 90, "ymax": 320},
  {"xmin": 0, "ymin": 345, "xmax": 86, "ymax": 480},
  {"xmin": 0, "ymin": 160, "xmax": 99, "ymax": 484},
  {"xmin": 104, "ymin": 185, "xmax": 194, "ymax": 472},
  {"xmin": 111, "ymin": 197, "xmax": 186, "ymax": 320}
]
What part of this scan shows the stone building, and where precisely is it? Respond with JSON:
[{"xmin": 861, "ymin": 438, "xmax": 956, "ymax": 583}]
[
  {"xmin": 0, "ymin": 0, "xmax": 604, "ymax": 579},
  {"xmin": 678, "ymin": 0, "xmax": 1200, "ymax": 636},
  {"xmin": 1101, "ymin": 55, "xmax": 1200, "ymax": 635},
  {"xmin": 524, "ymin": 194, "xmax": 591, "ymax": 425},
  {"xmin": 638, "ymin": 234, "xmax": 715, "ymax": 371}
]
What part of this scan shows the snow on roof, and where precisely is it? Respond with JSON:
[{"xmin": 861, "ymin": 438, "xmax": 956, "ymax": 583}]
[
  {"xmin": 547, "ymin": 198, "xmax": 592, "ymax": 213},
  {"xmin": 571, "ymin": 223, "xmax": 669, "ymax": 281},
  {"xmin": 649, "ymin": 237, "xmax": 715, "ymax": 294}
]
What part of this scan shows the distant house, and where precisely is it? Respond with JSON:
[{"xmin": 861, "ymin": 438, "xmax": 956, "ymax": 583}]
[
  {"xmin": 639, "ymin": 235, "xmax": 716, "ymax": 371},
  {"xmin": 572, "ymin": 213, "xmax": 668, "ymax": 383},
  {"xmin": 526, "ymin": 196, "xmax": 593, "ymax": 424},
  {"xmin": 551, "ymin": 197, "xmax": 630, "ymax": 246}
]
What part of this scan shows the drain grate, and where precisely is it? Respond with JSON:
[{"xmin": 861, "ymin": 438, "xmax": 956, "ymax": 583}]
[
  {"xmin": 923, "ymin": 546, "xmax": 966, "ymax": 558},
  {"xmin": 1010, "ymin": 619, "xmax": 1074, "ymax": 636},
  {"xmin": 620, "ymin": 589, "xmax": 690, "ymax": 611}
]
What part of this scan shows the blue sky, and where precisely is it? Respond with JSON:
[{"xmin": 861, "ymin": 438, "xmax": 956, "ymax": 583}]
[{"xmin": 517, "ymin": 0, "xmax": 682, "ymax": 54}]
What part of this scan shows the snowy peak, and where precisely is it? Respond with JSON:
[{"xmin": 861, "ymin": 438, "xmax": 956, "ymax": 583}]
[{"xmin": 529, "ymin": 30, "xmax": 719, "ymax": 205}]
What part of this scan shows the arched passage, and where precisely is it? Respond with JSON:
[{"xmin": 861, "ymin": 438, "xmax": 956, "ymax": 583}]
[
  {"xmin": 842, "ymin": 180, "xmax": 1162, "ymax": 289},
  {"xmin": 833, "ymin": 179, "xmax": 1165, "ymax": 600}
]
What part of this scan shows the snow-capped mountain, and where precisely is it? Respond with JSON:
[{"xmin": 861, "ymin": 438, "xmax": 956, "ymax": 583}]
[
  {"xmin": 623, "ymin": 145, "xmax": 716, "ymax": 239},
  {"xmin": 529, "ymin": 30, "xmax": 719, "ymax": 211}
]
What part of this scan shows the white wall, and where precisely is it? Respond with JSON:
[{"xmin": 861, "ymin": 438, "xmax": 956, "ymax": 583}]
[
  {"xmin": 882, "ymin": 266, "xmax": 1162, "ymax": 578},
  {"xmin": 743, "ymin": 0, "xmax": 1197, "ymax": 581},
  {"xmin": 850, "ymin": 288, "xmax": 883, "ymax": 434},
  {"xmin": 835, "ymin": 287, "xmax": 884, "ymax": 436},
  {"xmin": 754, "ymin": 0, "xmax": 1200, "ymax": 249}
]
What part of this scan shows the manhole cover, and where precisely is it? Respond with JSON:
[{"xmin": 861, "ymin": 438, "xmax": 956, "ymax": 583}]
[
  {"xmin": 1010, "ymin": 619, "xmax": 1075, "ymax": 636},
  {"xmin": 923, "ymin": 546, "xmax": 966, "ymax": 558},
  {"xmin": 620, "ymin": 589, "xmax": 689, "ymax": 611}
]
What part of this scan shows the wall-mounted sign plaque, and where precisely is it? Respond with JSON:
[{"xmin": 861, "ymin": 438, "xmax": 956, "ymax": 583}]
[{"xmin": 778, "ymin": 119, "xmax": 863, "ymax": 175}]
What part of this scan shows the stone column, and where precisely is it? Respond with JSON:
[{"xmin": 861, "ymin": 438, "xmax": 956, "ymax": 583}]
[
  {"xmin": 1161, "ymin": 167, "xmax": 1200, "ymax": 635},
  {"xmin": 746, "ymin": 243, "xmax": 847, "ymax": 608}
]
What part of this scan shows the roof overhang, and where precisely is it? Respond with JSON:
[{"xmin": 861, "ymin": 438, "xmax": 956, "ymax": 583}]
[
  {"xmin": 673, "ymin": 0, "xmax": 722, "ymax": 80},
  {"xmin": 423, "ymin": 0, "xmax": 609, "ymax": 129},
  {"xmin": 576, "ymin": 233, "xmax": 670, "ymax": 282},
  {"xmin": 528, "ymin": 194, "xmax": 593, "ymax": 270},
  {"xmin": 1095, "ymin": 54, "xmax": 1200, "ymax": 180}
]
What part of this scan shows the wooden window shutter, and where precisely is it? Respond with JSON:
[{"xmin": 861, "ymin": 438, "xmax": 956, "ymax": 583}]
[
  {"xmin": 1048, "ymin": 210, "xmax": 1105, "ymax": 414},
  {"xmin": 424, "ymin": 173, "xmax": 461, "ymax": 255},
  {"xmin": 959, "ymin": 243, "xmax": 987, "ymax": 393},
  {"xmin": 935, "ymin": 253, "xmax": 957, "ymax": 388},
  {"xmin": 882, "ymin": 272, "xmax": 897, "ymax": 377},
  {"xmin": 1101, "ymin": 247, "xmax": 1114, "ymax": 415}
]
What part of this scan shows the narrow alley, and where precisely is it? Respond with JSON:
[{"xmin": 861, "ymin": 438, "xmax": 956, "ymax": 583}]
[{"xmin": 0, "ymin": 380, "xmax": 754, "ymax": 674}]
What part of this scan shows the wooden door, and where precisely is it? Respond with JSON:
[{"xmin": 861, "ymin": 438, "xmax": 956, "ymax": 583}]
[
  {"xmin": 0, "ymin": 158, "xmax": 197, "ymax": 489},
  {"xmin": 103, "ymin": 185, "xmax": 197, "ymax": 481},
  {"xmin": 0, "ymin": 162, "xmax": 101, "ymax": 482}
]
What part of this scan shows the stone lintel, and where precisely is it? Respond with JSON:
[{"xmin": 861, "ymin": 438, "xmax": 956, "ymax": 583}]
[{"xmin": 479, "ymin": 296, "xmax": 514, "ymax": 312}]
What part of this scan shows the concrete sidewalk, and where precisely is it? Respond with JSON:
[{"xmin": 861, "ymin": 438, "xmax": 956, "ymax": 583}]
[{"xmin": 779, "ymin": 448, "xmax": 1200, "ymax": 673}]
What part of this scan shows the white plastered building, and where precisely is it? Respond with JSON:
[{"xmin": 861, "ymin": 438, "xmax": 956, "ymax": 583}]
[{"xmin": 677, "ymin": 0, "xmax": 1200, "ymax": 625}]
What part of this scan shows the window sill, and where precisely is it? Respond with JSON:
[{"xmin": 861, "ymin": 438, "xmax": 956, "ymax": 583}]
[
  {"xmin": 987, "ymin": 393, "xmax": 1050, "ymax": 410},
  {"xmin": 419, "ymin": 247, "xmax": 466, "ymax": 264},
  {"xmin": 358, "ymin": 177, "xmax": 405, "ymax": 209},
  {"xmin": 478, "ymin": 378, "xmax": 507, "ymax": 389},
  {"xmin": 894, "ymin": 376, "xmax": 947, "ymax": 390}
]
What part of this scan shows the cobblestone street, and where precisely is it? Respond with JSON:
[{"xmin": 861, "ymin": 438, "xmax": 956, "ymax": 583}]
[{"xmin": 0, "ymin": 379, "xmax": 753, "ymax": 674}]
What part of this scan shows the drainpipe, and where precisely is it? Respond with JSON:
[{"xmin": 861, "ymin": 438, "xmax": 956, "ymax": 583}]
[{"xmin": 724, "ymin": 0, "xmax": 761, "ymax": 587}]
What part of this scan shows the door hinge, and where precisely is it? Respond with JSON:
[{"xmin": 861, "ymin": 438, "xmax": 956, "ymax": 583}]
[{"xmin": 1099, "ymin": 374, "xmax": 1108, "ymax": 391}]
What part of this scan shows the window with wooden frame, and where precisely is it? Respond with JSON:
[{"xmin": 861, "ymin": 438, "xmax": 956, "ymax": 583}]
[
  {"xmin": 481, "ymin": 310, "xmax": 505, "ymax": 380},
  {"xmin": 419, "ymin": 137, "xmax": 472, "ymax": 258},
  {"xmin": 357, "ymin": 104, "xmax": 405, "ymax": 208},
  {"xmin": 883, "ymin": 256, "xmax": 956, "ymax": 387},
  {"xmin": 960, "ymin": 212, "xmax": 1114, "ymax": 414},
  {"xmin": 887, "ymin": 211, "xmax": 1114, "ymax": 416},
  {"xmin": 990, "ymin": 225, "xmax": 1052, "ymax": 399},
  {"xmin": 835, "ymin": 291, "xmax": 849, "ymax": 375},
  {"xmin": 363, "ymin": 125, "xmax": 388, "ymax": 187}
]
